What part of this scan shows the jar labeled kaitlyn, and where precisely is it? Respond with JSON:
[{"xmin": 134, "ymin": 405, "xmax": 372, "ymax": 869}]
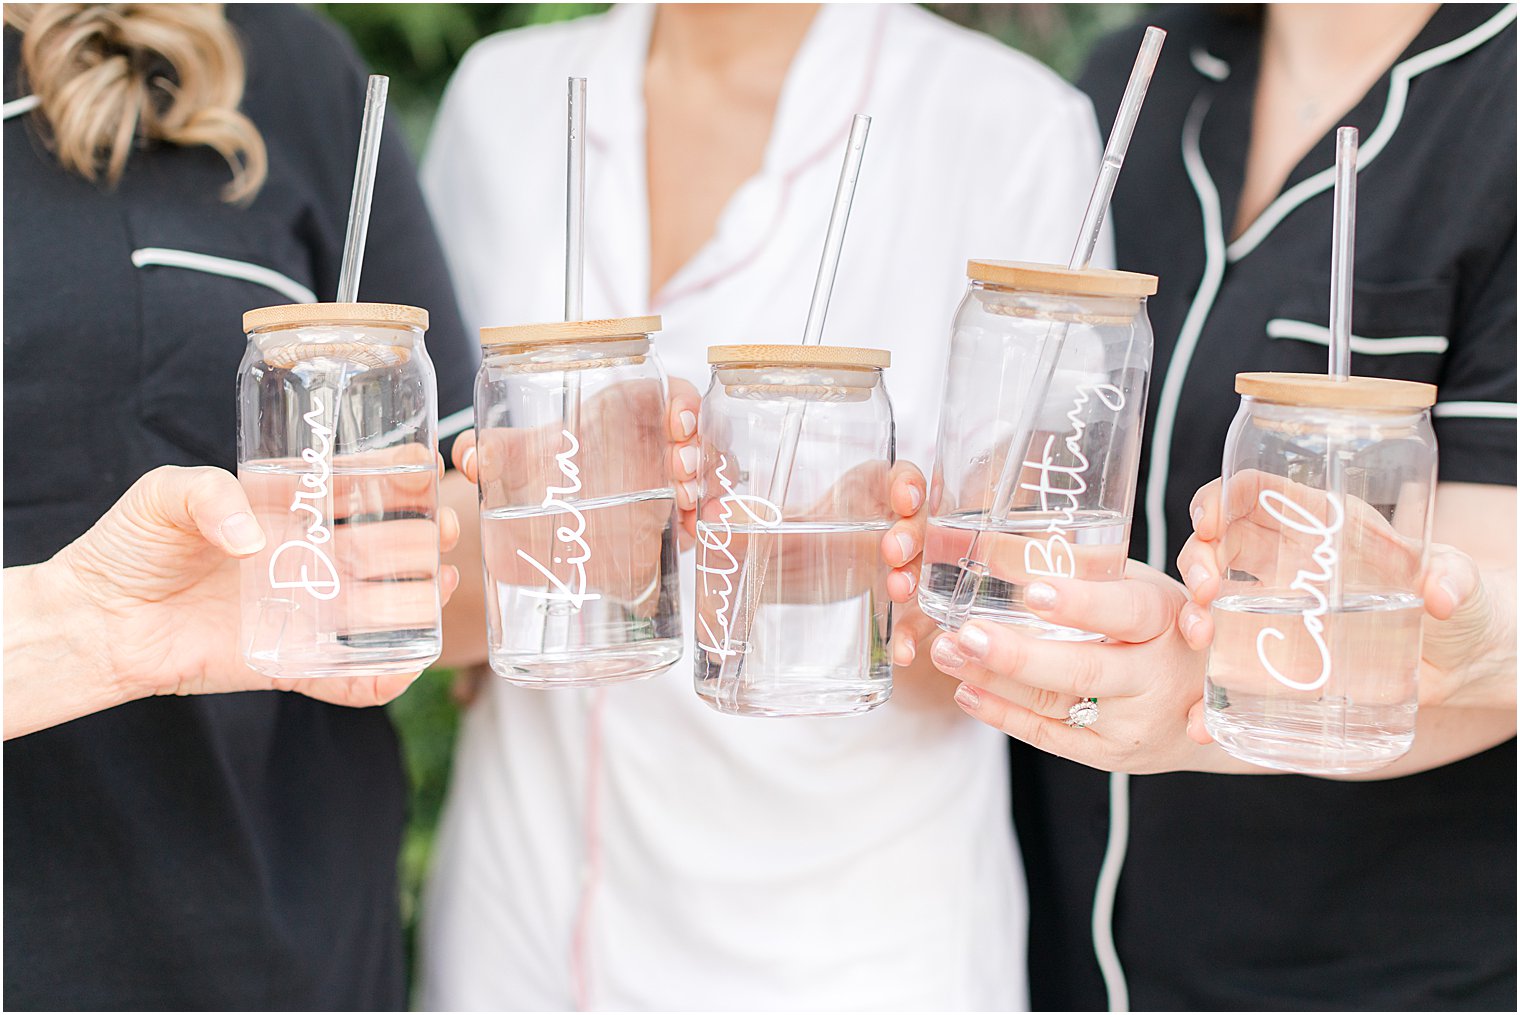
[
  {"xmin": 1204, "ymin": 372, "xmax": 1438, "ymax": 775},
  {"xmin": 476, "ymin": 316, "xmax": 682, "ymax": 686},
  {"xmin": 694, "ymin": 344, "xmax": 895, "ymax": 717},
  {"xmin": 919, "ymin": 260, "xmax": 1157, "ymax": 639},
  {"xmin": 238, "ymin": 302, "xmax": 441, "ymax": 678}
]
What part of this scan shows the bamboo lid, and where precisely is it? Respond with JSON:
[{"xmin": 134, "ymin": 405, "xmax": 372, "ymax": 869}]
[
  {"xmin": 708, "ymin": 344, "xmax": 890, "ymax": 369},
  {"xmin": 1236, "ymin": 372, "xmax": 1437, "ymax": 409},
  {"xmin": 480, "ymin": 316, "xmax": 661, "ymax": 348},
  {"xmin": 244, "ymin": 302, "xmax": 428, "ymax": 332},
  {"xmin": 967, "ymin": 260, "xmax": 1158, "ymax": 297}
]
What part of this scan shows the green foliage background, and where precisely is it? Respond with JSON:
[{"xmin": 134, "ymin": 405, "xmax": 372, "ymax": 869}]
[{"xmin": 312, "ymin": 0, "xmax": 1141, "ymax": 984}]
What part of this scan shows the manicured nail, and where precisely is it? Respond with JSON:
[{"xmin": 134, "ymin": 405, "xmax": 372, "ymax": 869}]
[
  {"xmin": 681, "ymin": 480, "xmax": 699, "ymax": 506},
  {"xmin": 906, "ymin": 484, "xmax": 924, "ymax": 514},
  {"xmin": 1439, "ymin": 576, "xmax": 1464, "ymax": 608},
  {"xmin": 932, "ymin": 637, "xmax": 967, "ymax": 670},
  {"xmin": 1191, "ymin": 504, "xmax": 1204, "ymax": 530},
  {"xmin": 1180, "ymin": 610, "xmax": 1203, "ymax": 644},
  {"xmin": 461, "ymin": 445, "xmax": 477, "ymax": 477},
  {"xmin": 220, "ymin": 512, "xmax": 265, "ymax": 554},
  {"xmin": 954, "ymin": 684, "xmax": 981, "ymax": 711},
  {"xmin": 895, "ymin": 638, "xmax": 916, "ymax": 667},
  {"xmin": 1185, "ymin": 564, "xmax": 1210, "ymax": 591},
  {"xmin": 894, "ymin": 531, "xmax": 916, "ymax": 564},
  {"xmin": 1025, "ymin": 581, "xmax": 1057, "ymax": 611},
  {"xmin": 956, "ymin": 625, "xmax": 991, "ymax": 660},
  {"xmin": 678, "ymin": 445, "xmax": 700, "ymax": 477},
  {"xmin": 679, "ymin": 410, "xmax": 697, "ymax": 439}
]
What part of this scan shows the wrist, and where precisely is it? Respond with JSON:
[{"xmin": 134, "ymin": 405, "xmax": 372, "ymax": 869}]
[
  {"xmin": 4, "ymin": 561, "xmax": 138, "ymax": 739},
  {"xmin": 31, "ymin": 556, "xmax": 149, "ymax": 705}
]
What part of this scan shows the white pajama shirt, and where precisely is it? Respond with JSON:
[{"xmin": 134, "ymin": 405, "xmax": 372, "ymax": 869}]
[{"xmin": 418, "ymin": 4, "xmax": 1109, "ymax": 1009}]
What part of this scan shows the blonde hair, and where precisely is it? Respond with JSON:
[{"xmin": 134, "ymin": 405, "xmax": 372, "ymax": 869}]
[{"xmin": 5, "ymin": 3, "xmax": 267, "ymax": 202}]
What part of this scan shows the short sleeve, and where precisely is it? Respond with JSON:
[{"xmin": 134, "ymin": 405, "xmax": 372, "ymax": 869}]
[{"xmin": 1434, "ymin": 228, "xmax": 1518, "ymax": 486}]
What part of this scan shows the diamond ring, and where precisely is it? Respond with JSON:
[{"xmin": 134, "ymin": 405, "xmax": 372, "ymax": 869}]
[{"xmin": 1065, "ymin": 697, "xmax": 1099, "ymax": 728}]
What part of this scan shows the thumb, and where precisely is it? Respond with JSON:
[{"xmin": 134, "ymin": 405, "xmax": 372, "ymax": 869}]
[
  {"xmin": 1423, "ymin": 544, "xmax": 1483, "ymax": 622},
  {"xmin": 130, "ymin": 466, "xmax": 265, "ymax": 557}
]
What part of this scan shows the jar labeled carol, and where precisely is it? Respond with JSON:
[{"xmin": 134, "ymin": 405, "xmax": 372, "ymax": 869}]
[
  {"xmin": 695, "ymin": 344, "xmax": 895, "ymax": 717},
  {"xmin": 919, "ymin": 260, "xmax": 1157, "ymax": 640},
  {"xmin": 238, "ymin": 302, "xmax": 441, "ymax": 679},
  {"xmin": 1204, "ymin": 372, "xmax": 1439, "ymax": 775}
]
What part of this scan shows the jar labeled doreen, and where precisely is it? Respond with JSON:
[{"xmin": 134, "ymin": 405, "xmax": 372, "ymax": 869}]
[
  {"xmin": 919, "ymin": 260, "xmax": 1157, "ymax": 639},
  {"xmin": 695, "ymin": 344, "xmax": 895, "ymax": 717},
  {"xmin": 476, "ymin": 316, "xmax": 682, "ymax": 686},
  {"xmin": 238, "ymin": 302, "xmax": 441, "ymax": 678},
  {"xmin": 1205, "ymin": 372, "xmax": 1438, "ymax": 775}
]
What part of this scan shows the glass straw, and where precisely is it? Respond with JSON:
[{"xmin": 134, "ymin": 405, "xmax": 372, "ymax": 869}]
[
  {"xmin": 336, "ymin": 75, "xmax": 389, "ymax": 303},
  {"xmin": 1328, "ymin": 127, "xmax": 1357, "ymax": 381},
  {"xmin": 260, "ymin": 75, "xmax": 388, "ymax": 657},
  {"xmin": 714, "ymin": 114, "xmax": 872, "ymax": 706},
  {"xmin": 943, "ymin": 27, "xmax": 1165, "ymax": 631},
  {"xmin": 540, "ymin": 78, "xmax": 591, "ymax": 655}
]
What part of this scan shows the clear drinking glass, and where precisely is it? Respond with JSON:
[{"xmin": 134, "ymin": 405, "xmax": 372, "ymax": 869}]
[
  {"xmin": 694, "ymin": 344, "xmax": 895, "ymax": 717},
  {"xmin": 1204, "ymin": 372, "xmax": 1438, "ymax": 774},
  {"xmin": 238, "ymin": 302, "xmax": 441, "ymax": 678},
  {"xmin": 919, "ymin": 260, "xmax": 1157, "ymax": 639},
  {"xmin": 476, "ymin": 316, "xmax": 682, "ymax": 686}
]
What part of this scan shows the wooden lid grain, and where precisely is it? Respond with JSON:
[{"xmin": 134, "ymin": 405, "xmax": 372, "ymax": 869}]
[
  {"xmin": 244, "ymin": 302, "xmax": 428, "ymax": 332},
  {"xmin": 1236, "ymin": 372, "xmax": 1437, "ymax": 409},
  {"xmin": 708, "ymin": 344, "xmax": 890, "ymax": 369},
  {"xmin": 967, "ymin": 260, "xmax": 1158, "ymax": 297},
  {"xmin": 480, "ymin": 316, "xmax": 661, "ymax": 348}
]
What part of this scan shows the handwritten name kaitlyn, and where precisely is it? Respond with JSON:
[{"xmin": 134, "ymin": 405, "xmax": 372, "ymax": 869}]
[
  {"xmin": 268, "ymin": 396, "xmax": 341, "ymax": 601},
  {"xmin": 695, "ymin": 453, "xmax": 782, "ymax": 659},
  {"xmin": 1254, "ymin": 488, "xmax": 1344, "ymax": 691},
  {"xmin": 516, "ymin": 429, "xmax": 602, "ymax": 610},
  {"xmin": 1019, "ymin": 383, "xmax": 1125, "ymax": 579}
]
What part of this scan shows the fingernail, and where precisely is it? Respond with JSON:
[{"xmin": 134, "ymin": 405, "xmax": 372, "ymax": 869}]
[
  {"xmin": 679, "ymin": 410, "xmax": 697, "ymax": 439},
  {"xmin": 1180, "ymin": 610, "xmax": 1203, "ymax": 644},
  {"xmin": 900, "ymin": 640, "xmax": 917, "ymax": 665},
  {"xmin": 1191, "ymin": 505, "xmax": 1204, "ymax": 530},
  {"xmin": 900, "ymin": 569, "xmax": 917, "ymax": 595},
  {"xmin": 894, "ymin": 531, "xmax": 916, "ymax": 564},
  {"xmin": 956, "ymin": 625, "xmax": 990, "ymax": 660},
  {"xmin": 678, "ymin": 445, "xmax": 700, "ymax": 477},
  {"xmin": 220, "ymin": 512, "xmax": 265, "ymax": 554},
  {"xmin": 907, "ymin": 484, "xmax": 924, "ymax": 514},
  {"xmin": 931, "ymin": 638, "xmax": 967, "ymax": 670},
  {"xmin": 1025, "ymin": 581, "xmax": 1057, "ymax": 611},
  {"xmin": 682, "ymin": 480, "xmax": 699, "ymax": 506},
  {"xmin": 1185, "ymin": 564, "xmax": 1210, "ymax": 591},
  {"xmin": 954, "ymin": 684, "xmax": 981, "ymax": 711},
  {"xmin": 461, "ymin": 446, "xmax": 477, "ymax": 476},
  {"xmin": 1439, "ymin": 576, "xmax": 1464, "ymax": 608}
]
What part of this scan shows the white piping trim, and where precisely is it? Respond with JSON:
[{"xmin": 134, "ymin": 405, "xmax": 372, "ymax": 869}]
[
  {"xmin": 130, "ymin": 247, "xmax": 318, "ymax": 305},
  {"xmin": 1146, "ymin": 96, "xmax": 1225, "ymax": 571},
  {"xmin": 2, "ymin": 94, "xmax": 40, "ymax": 120},
  {"xmin": 438, "ymin": 406, "xmax": 475, "ymax": 439},
  {"xmin": 1432, "ymin": 401, "xmax": 1519, "ymax": 420},
  {"xmin": 1094, "ymin": 771, "xmax": 1131, "ymax": 1013},
  {"xmin": 1266, "ymin": 318, "xmax": 1449, "ymax": 356},
  {"xmin": 1189, "ymin": 46, "xmax": 1229, "ymax": 81},
  {"xmin": 1227, "ymin": 4, "xmax": 1517, "ymax": 262}
]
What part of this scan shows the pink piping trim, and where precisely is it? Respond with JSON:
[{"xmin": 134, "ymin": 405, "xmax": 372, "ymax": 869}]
[
  {"xmin": 654, "ymin": 8, "xmax": 887, "ymax": 310},
  {"xmin": 566, "ymin": 12, "xmax": 888, "ymax": 1003},
  {"xmin": 569, "ymin": 688, "xmax": 608, "ymax": 1010}
]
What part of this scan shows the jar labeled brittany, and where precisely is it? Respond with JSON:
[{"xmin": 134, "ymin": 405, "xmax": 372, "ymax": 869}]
[
  {"xmin": 475, "ymin": 316, "xmax": 682, "ymax": 686},
  {"xmin": 1205, "ymin": 372, "xmax": 1438, "ymax": 774},
  {"xmin": 695, "ymin": 344, "xmax": 895, "ymax": 717},
  {"xmin": 919, "ymin": 260, "xmax": 1157, "ymax": 639},
  {"xmin": 238, "ymin": 302, "xmax": 441, "ymax": 678}
]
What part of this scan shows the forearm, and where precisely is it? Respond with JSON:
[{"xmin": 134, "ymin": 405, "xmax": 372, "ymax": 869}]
[
  {"xmin": 4, "ymin": 563, "xmax": 134, "ymax": 740},
  {"xmin": 438, "ymin": 471, "xmax": 488, "ymax": 668}
]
